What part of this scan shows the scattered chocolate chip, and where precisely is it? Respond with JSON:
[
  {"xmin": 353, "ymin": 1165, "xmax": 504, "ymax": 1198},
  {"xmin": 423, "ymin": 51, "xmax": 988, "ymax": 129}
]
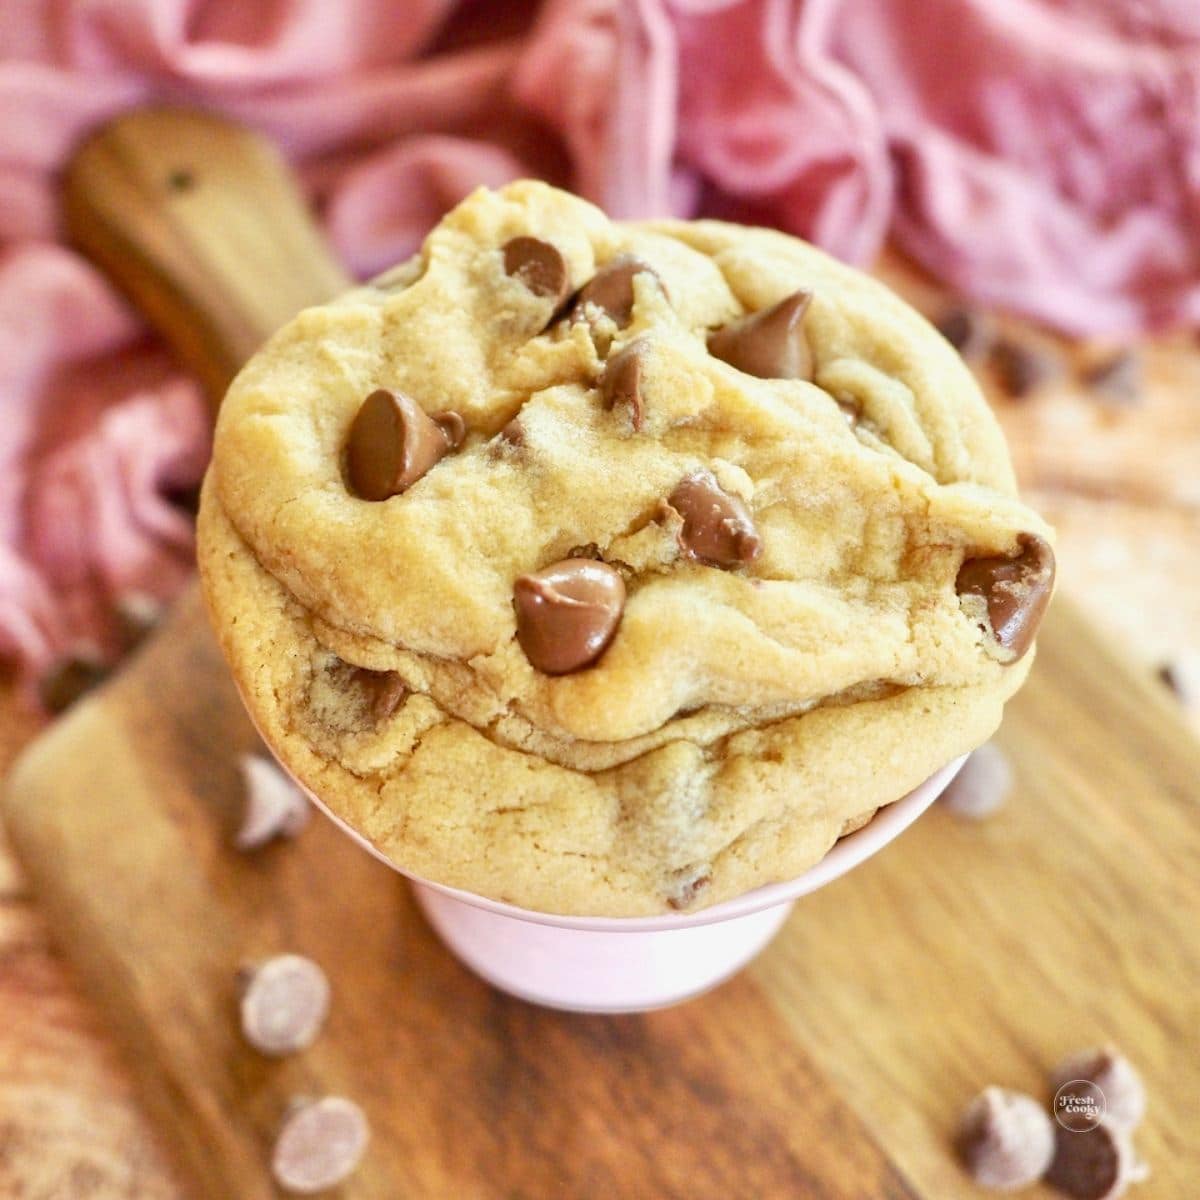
[
  {"xmin": 1157, "ymin": 660, "xmax": 1198, "ymax": 709},
  {"xmin": 235, "ymin": 754, "xmax": 310, "ymax": 850},
  {"xmin": 989, "ymin": 337, "xmax": 1059, "ymax": 398},
  {"xmin": 957, "ymin": 532, "xmax": 1056, "ymax": 662},
  {"xmin": 936, "ymin": 306, "xmax": 994, "ymax": 358},
  {"xmin": 956, "ymin": 1087, "xmax": 1056, "ymax": 1191},
  {"xmin": 354, "ymin": 668, "xmax": 408, "ymax": 722},
  {"xmin": 667, "ymin": 869, "xmax": 712, "ymax": 911},
  {"xmin": 502, "ymin": 236, "xmax": 570, "ymax": 304},
  {"xmin": 239, "ymin": 954, "xmax": 330, "ymax": 1056},
  {"xmin": 601, "ymin": 338, "xmax": 649, "ymax": 430},
  {"xmin": 114, "ymin": 591, "xmax": 164, "ymax": 652},
  {"xmin": 1049, "ymin": 1049, "xmax": 1146, "ymax": 1133},
  {"xmin": 346, "ymin": 388, "xmax": 462, "ymax": 501},
  {"xmin": 272, "ymin": 1096, "xmax": 369, "ymax": 1195},
  {"xmin": 707, "ymin": 290, "xmax": 814, "ymax": 380},
  {"xmin": 938, "ymin": 741, "xmax": 1013, "ymax": 819},
  {"xmin": 666, "ymin": 471, "xmax": 761, "ymax": 568},
  {"xmin": 571, "ymin": 254, "xmax": 661, "ymax": 327},
  {"xmin": 1081, "ymin": 351, "xmax": 1142, "ymax": 406},
  {"xmin": 38, "ymin": 648, "xmax": 110, "ymax": 714},
  {"xmin": 513, "ymin": 558, "xmax": 625, "ymax": 675},
  {"xmin": 1045, "ymin": 1121, "xmax": 1148, "ymax": 1200}
]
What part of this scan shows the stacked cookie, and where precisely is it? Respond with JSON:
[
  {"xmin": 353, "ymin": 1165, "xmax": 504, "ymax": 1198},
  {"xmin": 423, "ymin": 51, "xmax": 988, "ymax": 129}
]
[{"xmin": 199, "ymin": 182, "xmax": 1052, "ymax": 916}]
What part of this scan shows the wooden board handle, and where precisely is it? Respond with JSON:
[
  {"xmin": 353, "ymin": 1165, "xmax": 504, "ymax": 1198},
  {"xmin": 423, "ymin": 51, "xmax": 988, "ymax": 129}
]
[{"xmin": 64, "ymin": 108, "xmax": 351, "ymax": 407}]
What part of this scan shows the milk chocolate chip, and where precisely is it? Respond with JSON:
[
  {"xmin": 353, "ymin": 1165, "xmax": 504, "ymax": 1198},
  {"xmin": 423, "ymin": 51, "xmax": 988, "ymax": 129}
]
[
  {"xmin": 601, "ymin": 338, "xmax": 648, "ymax": 430},
  {"xmin": 502, "ymin": 236, "xmax": 570, "ymax": 304},
  {"xmin": 239, "ymin": 954, "xmax": 330, "ymax": 1056},
  {"xmin": 1045, "ymin": 1121, "xmax": 1147, "ymax": 1200},
  {"xmin": 514, "ymin": 558, "xmax": 625, "ymax": 675},
  {"xmin": 1049, "ymin": 1049, "xmax": 1146, "ymax": 1133},
  {"xmin": 38, "ymin": 648, "xmax": 109, "ymax": 714},
  {"xmin": 956, "ymin": 1087, "xmax": 1056, "ymax": 1190},
  {"xmin": 957, "ymin": 533, "xmax": 1056, "ymax": 662},
  {"xmin": 354, "ymin": 668, "xmax": 408, "ymax": 722},
  {"xmin": 707, "ymin": 290, "xmax": 813, "ymax": 380},
  {"xmin": 667, "ymin": 472, "xmax": 761, "ymax": 568},
  {"xmin": 572, "ymin": 254, "xmax": 661, "ymax": 327},
  {"xmin": 272, "ymin": 1096, "xmax": 369, "ymax": 1195},
  {"xmin": 938, "ymin": 741, "xmax": 1013, "ymax": 819},
  {"xmin": 346, "ymin": 388, "xmax": 462, "ymax": 500},
  {"xmin": 235, "ymin": 755, "xmax": 311, "ymax": 850}
]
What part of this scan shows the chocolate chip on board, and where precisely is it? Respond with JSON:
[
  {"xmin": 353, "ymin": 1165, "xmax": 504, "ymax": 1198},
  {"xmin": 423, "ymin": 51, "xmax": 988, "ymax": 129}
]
[
  {"xmin": 935, "ymin": 306, "xmax": 994, "ymax": 359},
  {"xmin": 1044, "ymin": 1120, "xmax": 1148, "ymax": 1200},
  {"xmin": 956, "ymin": 1087, "xmax": 1056, "ymax": 1191},
  {"xmin": 1081, "ymin": 350, "xmax": 1142, "ymax": 406},
  {"xmin": 238, "ymin": 954, "xmax": 330, "ymax": 1056},
  {"xmin": 513, "ymin": 558, "xmax": 625, "ymax": 675},
  {"xmin": 708, "ymin": 290, "xmax": 814, "ymax": 380},
  {"xmin": 38, "ymin": 648, "xmax": 110, "ymax": 714},
  {"xmin": 938, "ymin": 741, "xmax": 1013, "ymax": 819},
  {"xmin": 989, "ymin": 337, "xmax": 1060, "ymax": 398},
  {"xmin": 235, "ymin": 754, "xmax": 310, "ymax": 850},
  {"xmin": 1048, "ymin": 1048, "xmax": 1147, "ymax": 1133},
  {"xmin": 272, "ymin": 1096, "xmax": 369, "ymax": 1195}
]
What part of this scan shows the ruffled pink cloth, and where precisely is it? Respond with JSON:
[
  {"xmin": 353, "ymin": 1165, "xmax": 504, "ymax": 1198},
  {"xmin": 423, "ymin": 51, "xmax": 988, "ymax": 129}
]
[{"xmin": 3, "ymin": 0, "xmax": 1198, "ymax": 697}]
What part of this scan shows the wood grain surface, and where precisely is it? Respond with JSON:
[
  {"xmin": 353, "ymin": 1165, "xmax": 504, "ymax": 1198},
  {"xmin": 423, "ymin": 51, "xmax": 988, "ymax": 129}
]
[
  {"xmin": 4, "ymin": 590, "xmax": 1198, "ymax": 1199},
  {"xmin": 0, "ymin": 108, "xmax": 1197, "ymax": 1199}
]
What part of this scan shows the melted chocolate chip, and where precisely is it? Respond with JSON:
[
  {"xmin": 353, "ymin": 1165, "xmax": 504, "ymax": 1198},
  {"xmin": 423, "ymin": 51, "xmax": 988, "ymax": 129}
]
[
  {"xmin": 571, "ymin": 255, "xmax": 661, "ymax": 327},
  {"xmin": 956, "ymin": 532, "xmax": 1056, "ymax": 662},
  {"xmin": 666, "ymin": 472, "xmax": 762, "ymax": 568},
  {"xmin": 513, "ymin": 558, "xmax": 625, "ymax": 675},
  {"xmin": 346, "ymin": 389, "xmax": 462, "ymax": 501},
  {"xmin": 601, "ymin": 339, "xmax": 648, "ymax": 430},
  {"xmin": 354, "ymin": 668, "xmax": 408, "ymax": 721},
  {"xmin": 502, "ymin": 236, "xmax": 570, "ymax": 304},
  {"xmin": 707, "ymin": 291, "xmax": 813, "ymax": 380}
]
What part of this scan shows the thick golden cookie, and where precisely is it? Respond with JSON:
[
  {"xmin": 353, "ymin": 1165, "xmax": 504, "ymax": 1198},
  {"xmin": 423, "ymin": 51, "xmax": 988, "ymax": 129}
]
[{"xmin": 199, "ymin": 181, "xmax": 1053, "ymax": 916}]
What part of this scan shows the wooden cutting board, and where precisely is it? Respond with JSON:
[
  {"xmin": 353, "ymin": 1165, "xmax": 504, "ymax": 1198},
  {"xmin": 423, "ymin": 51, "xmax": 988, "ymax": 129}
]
[{"xmin": 3, "ymin": 110, "xmax": 1198, "ymax": 1198}]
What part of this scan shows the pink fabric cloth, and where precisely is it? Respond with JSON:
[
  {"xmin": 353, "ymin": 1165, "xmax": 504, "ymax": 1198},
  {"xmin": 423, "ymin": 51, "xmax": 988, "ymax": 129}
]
[{"xmin": 2, "ymin": 0, "xmax": 1198, "ymax": 697}]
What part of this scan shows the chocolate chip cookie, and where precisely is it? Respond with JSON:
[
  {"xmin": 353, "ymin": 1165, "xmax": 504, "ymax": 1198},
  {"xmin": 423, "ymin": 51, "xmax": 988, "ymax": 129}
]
[{"xmin": 198, "ymin": 181, "xmax": 1054, "ymax": 916}]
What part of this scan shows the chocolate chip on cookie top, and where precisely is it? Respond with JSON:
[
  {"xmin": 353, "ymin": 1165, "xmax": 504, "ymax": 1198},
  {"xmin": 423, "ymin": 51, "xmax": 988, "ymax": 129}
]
[
  {"xmin": 600, "ymin": 338, "xmax": 649, "ymax": 430},
  {"xmin": 707, "ymin": 289, "xmax": 814, "ymax": 380},
  {"xmin": 502, "ymin": 236, "xmax": 571, "ymax": 304},
  {"xmin": 666, "ymin": 471, "xmax": 762, "ymax": 568},
  {"xmin": 345, "ymin": 388, "xmax": 464, "ymax": 501},
  {"xmin": 570, "ymin": 254, "xmax": 663, "ymax": 327},
  {"xmin": 956, "ymin": 532, "xmax": 1055, "ymax": 662},
  {"xmin": 513, "ymin": 558, "xmax": 626, "ymax": 675}
]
